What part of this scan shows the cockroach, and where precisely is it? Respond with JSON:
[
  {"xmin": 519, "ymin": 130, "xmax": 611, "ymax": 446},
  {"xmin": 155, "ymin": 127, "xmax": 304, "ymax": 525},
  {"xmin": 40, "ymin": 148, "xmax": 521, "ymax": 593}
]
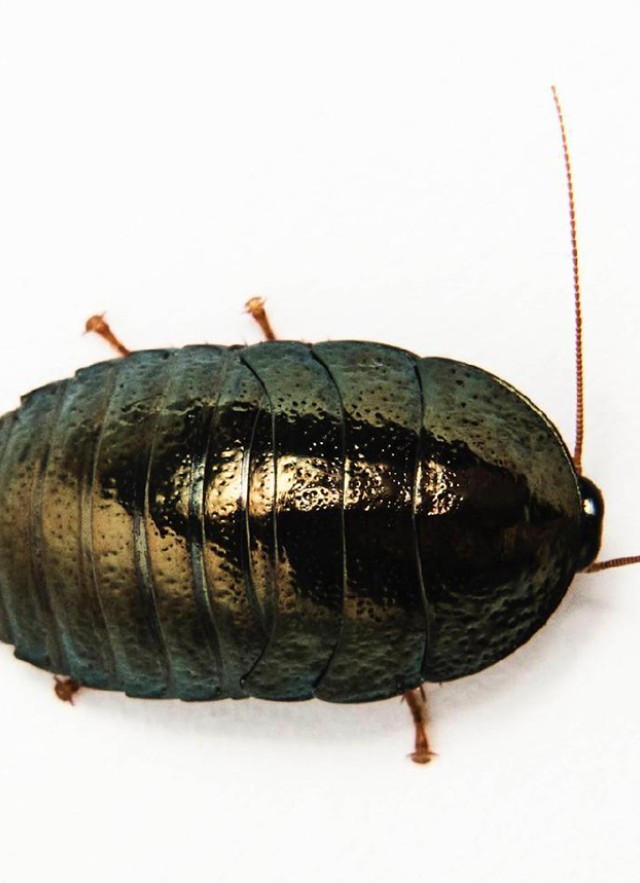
[{"xmin": 0, "ymin": 88, "xmax": 636, "ymax": 763}]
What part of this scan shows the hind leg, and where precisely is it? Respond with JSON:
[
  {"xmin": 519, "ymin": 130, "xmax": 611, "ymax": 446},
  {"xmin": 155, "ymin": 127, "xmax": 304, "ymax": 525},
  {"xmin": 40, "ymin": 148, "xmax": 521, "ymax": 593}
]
[{"xmin": 54, "ymin": 675, "xmax": 81, "ymax": 704}]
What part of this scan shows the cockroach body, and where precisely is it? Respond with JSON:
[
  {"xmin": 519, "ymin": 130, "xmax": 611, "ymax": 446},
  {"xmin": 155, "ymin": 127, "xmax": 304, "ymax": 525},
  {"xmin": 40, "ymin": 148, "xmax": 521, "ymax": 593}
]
[
  {"xmin": 0, "ymin": 341, "xmax": 604, "ymax": 704},
  {"xmin": 0, "ymin": 88, "xmax": 635, "ymax": 762}
]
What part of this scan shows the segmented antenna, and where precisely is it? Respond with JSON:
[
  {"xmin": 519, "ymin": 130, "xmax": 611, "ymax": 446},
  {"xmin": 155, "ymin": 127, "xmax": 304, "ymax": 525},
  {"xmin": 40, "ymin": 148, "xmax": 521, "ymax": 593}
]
[
  {"xmin": 552, "ymin": 88, "xmax": 640, "ymax": 574},
  {"xmin": 588, "ymin": 556, "xmax": 640, "ymax": 573},
  {"xmin": 552, "ymin": 86, "xmax": 584, "ymax": 474}
]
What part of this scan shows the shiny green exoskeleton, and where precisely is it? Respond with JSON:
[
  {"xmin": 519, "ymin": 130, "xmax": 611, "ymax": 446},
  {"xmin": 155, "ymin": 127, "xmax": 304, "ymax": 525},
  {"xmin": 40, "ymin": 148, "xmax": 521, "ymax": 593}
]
[{"xmin": 0, "ymin": 340, "xmax": 603, "ymax": 702}]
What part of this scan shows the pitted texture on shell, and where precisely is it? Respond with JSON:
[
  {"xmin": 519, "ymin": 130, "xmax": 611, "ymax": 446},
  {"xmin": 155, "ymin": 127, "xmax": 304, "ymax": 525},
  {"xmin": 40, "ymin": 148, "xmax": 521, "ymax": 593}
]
[
  {"xmin": 0, "ymin": 344, "xmax": 582, "ymax": 701},
  {"xmin": 416, "ymin": 358, "xmax": 581, "ymax": 680},
  {"xmin": 310, "ymin": 342, "xmax": 427, "ymax": 701}
]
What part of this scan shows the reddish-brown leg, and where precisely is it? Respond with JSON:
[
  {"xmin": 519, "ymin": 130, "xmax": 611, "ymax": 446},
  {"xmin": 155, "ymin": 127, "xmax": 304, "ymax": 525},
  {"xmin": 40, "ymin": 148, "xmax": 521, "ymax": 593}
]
[
  {"xmin": 403, "ymin": 685, "xmax": 435, "ymax": 764},
  {"xmin": 245, "ymin": 297, "xmax": 277, "ymax": 341},
  {"xmin": 54, "ymin": 675, "xmax": 81, "ymax": 705},
  {"xmin": 85, "ymin": 313, "xmax": 131, "ymax": 356}
]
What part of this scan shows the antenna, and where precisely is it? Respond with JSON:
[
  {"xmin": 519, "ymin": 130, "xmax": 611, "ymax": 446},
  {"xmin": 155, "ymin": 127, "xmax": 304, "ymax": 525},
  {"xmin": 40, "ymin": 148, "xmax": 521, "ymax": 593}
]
[
  {"xmin": 551, "ymin": 87, "xmax": 640, "ymax": 574},
  {"xmin": 588, "ymin": 556, "xmax": 640, "ymax": 573},
  {"xmin": 551, "ymin": 85, "xmax": 584, "ymax": 474}
]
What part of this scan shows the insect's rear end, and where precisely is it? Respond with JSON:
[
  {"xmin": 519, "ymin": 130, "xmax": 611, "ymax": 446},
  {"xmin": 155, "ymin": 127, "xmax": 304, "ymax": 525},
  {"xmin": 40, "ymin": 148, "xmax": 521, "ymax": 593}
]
[{"xmin": 0, "ymin": 340, "xmax": 595, "ymax": 705}]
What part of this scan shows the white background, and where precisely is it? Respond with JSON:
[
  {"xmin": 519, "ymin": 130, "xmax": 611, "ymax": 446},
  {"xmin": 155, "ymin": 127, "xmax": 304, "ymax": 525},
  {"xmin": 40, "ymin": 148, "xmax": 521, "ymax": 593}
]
[{"xmin": 0, "ymin": 3, "xmax": 639, "ymax": 882}]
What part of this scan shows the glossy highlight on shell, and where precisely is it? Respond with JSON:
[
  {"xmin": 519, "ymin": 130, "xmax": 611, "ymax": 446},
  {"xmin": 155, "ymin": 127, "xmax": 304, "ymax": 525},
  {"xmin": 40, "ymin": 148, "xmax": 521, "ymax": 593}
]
[{"xmin": 0, "ymin": 340, "xmax": 585, "ymax": 703}]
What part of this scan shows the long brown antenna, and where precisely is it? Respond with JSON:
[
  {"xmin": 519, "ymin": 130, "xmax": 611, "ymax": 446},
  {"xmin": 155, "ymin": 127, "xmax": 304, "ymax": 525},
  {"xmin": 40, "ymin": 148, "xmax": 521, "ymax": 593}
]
[
  {"xmin": 587, "ymin": 555, "xmax": 640, "ymax": 573},
  {"xmin": 554, "ymin": 88, "xmax": 640, "ymax": 576},
  {"xmin": 552, "ymin": 85, "xmax": 585, "ymax": 474}
]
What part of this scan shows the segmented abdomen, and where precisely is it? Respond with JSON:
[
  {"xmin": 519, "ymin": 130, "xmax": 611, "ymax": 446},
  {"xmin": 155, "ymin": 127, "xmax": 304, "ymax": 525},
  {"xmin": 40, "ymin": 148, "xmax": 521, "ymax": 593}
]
[{"xmin": 0, "ymin": 342, "xmax": 429, "ymax": 702}]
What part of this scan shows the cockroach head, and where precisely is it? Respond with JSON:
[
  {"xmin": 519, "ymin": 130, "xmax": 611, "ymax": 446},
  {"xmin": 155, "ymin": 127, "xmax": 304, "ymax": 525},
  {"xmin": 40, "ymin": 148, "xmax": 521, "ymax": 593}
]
[{"xmin": 576, "ymin": 476, "xmax": 604, "ymax": 571}]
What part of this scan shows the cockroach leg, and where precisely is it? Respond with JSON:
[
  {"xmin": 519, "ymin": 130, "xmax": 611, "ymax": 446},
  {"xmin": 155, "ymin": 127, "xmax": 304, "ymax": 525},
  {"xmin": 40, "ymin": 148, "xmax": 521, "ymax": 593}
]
[
  {"xmin": 245, "ymin": 297, "xmax": 277, "ymax": 341},
  {"xmin": 85, "ymin": 313, "xmax": 131, "ymax": 357},
  {"xmin": 54, "ymin": 675, "xmax": 81, "ymax": 704},
  {"xmin": 403, "ymin": 685, "xmax": 436, "ymax": 764}
]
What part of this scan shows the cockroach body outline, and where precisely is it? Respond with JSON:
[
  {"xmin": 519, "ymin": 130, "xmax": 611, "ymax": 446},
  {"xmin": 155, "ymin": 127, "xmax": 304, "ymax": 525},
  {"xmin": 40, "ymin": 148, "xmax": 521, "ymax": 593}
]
[{"xmin": 0, "ymin": 89, "xmax": 636, "ymax": 763}]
